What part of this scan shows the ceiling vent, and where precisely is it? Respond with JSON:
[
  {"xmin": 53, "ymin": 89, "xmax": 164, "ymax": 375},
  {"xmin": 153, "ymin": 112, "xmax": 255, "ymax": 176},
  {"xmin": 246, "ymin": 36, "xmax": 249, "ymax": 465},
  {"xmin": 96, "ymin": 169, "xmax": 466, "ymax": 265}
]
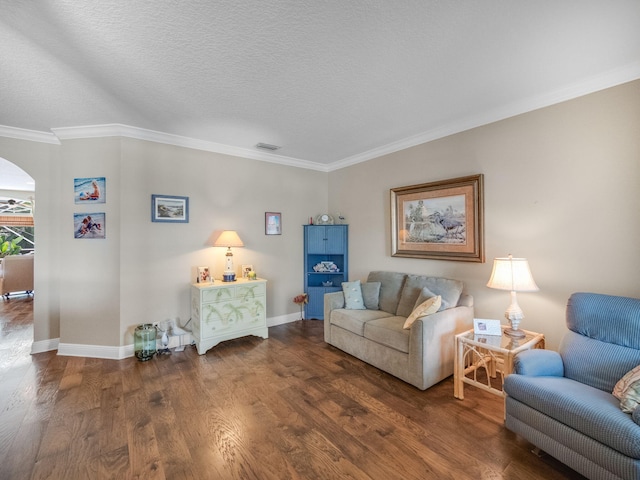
[{"xmin": 256, "ymin": 143, "xmax": 281, "ymax": 151}]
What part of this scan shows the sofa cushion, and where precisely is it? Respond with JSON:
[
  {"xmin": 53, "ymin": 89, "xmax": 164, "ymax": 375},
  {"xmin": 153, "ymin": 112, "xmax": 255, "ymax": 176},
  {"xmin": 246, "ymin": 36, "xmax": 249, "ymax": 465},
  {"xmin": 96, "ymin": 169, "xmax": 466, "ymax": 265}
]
[
  {"xmin": 367, "ymin": 271, "xmax": 407, "ymax": 314},
  {"xmin": 361, "ymin": 282, "xmax": 381, "ymax": 310},
  {"xmin": 504, "ymin": 374, "xmax": 640, "ymax": 458},
  {"xmin": 396, "ymin": 275, "xmax": 464, "ymax": 317},
  {"xmin": 330, "ymin": 308, "xmax": 394, "ymax": 336},
  {"xmin": 634, "ymin": 408, "xmax": 640, "ymax": 426},
  {"xmin": 342, "ymin": 280, "xmax": 366, "ymax": 310},
  {"xmin": 364, "ymin": 316, "xmax": 410, "ymax": 353},
  {"xmin": 403, "ymin": 295, "xmax": 441, "ymax": 329}
]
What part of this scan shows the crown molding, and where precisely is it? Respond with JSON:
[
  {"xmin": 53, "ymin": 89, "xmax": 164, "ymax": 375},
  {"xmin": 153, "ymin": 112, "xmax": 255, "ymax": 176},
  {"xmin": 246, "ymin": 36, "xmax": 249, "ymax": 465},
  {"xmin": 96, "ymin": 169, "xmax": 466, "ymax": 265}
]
[
  {"xmin": 3, "ymin": 61, "xmax": 639, "ymax": 172},
  {"xmin": 0, "ymin": 125, "xmax": 60, "ymax": 145},
  {"xmin": 328, "ymin": 61, "xmax": 640, "ymax": 171},
  {"xmin": 51, "ymin": 124, "xmax": 329, "ymax": 172}
]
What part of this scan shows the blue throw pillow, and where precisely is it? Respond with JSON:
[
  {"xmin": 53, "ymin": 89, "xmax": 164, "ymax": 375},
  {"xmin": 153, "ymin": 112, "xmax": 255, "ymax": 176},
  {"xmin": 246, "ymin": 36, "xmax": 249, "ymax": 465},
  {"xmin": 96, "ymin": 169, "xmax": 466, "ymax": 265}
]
[{"xmin": 342, "ymin": 280, "xmax": 366, "ymax": 310}]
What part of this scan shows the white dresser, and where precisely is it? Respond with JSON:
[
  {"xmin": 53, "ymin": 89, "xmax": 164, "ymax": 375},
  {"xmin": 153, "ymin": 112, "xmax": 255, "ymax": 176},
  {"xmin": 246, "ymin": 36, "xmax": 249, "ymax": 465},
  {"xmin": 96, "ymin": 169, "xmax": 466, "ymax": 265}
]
[{"xmin": 190, "ymin": 278, "xmax": 268, "ymax": 355}]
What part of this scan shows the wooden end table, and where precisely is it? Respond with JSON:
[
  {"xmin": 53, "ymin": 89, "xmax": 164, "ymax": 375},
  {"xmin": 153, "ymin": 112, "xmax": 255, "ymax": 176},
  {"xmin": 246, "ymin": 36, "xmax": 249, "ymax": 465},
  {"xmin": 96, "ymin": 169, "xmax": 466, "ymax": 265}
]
[{"xmin": 454, "ymin": 326, "xmax": 545, "ymax": 401}]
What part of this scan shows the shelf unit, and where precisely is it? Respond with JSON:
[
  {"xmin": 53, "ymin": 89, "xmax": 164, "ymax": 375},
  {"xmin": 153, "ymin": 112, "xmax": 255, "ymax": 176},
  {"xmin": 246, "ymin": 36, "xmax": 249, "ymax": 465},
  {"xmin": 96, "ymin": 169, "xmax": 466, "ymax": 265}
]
[{"xmin": 303, "ymin": 224, "xmax": 348, "ymax": 319}]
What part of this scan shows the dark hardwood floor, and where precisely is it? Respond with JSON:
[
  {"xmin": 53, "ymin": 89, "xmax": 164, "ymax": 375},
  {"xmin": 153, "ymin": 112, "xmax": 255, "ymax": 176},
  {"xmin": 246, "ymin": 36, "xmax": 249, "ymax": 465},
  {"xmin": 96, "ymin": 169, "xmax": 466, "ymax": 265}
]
[{"xmin": 0, "ymin": 296, "xmax": 586, "ymax": 480}]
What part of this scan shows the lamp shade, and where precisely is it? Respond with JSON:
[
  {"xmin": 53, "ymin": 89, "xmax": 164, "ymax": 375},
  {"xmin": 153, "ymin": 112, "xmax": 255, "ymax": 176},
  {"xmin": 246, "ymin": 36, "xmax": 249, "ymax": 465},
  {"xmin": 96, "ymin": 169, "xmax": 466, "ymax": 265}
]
[
  {"xmin": 486, "ymin": 255, "xmax": 538, "ymax": 292},
  {"xmin": 213, "ymin": 230, "xmax": 244, "ymax": 248}
]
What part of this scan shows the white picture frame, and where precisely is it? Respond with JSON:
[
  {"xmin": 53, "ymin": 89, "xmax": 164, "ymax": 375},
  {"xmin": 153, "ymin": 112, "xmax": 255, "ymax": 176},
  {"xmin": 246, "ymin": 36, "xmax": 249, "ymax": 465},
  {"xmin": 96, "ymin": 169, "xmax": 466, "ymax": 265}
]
[
  {"xmin": 241, "ymin": 265, "xmax": 254, "ymax": 278},
  {"xmin": 473, "ymin": 318, "xmax": 502, "ymax": 336},
  {"xmin": 197, "ymin": 266, "xmax": 211, "ymax": 284}
]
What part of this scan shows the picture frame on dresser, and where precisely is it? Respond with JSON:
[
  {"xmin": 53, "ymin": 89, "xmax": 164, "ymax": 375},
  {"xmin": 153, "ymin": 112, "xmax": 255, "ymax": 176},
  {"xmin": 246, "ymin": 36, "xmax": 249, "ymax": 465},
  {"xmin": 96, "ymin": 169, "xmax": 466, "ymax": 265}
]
[{"xmin": 390, "ymin": 174, "xmax": 484, "ymax": 263}]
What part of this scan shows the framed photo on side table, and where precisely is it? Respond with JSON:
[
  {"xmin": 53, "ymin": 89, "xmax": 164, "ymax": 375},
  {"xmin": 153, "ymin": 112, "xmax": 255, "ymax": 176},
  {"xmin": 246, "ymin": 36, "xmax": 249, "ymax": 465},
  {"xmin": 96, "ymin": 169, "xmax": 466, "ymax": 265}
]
[{"xmin": 473, "ymin": 318, "xmax": 502, "ymax": 336}]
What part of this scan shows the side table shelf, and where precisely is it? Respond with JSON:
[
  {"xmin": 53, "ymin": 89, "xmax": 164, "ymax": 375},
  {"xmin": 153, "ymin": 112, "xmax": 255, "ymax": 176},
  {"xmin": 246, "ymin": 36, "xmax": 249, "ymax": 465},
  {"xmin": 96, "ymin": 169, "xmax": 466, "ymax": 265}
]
[
  {"xmin": 454, "ymin": 326, "xmax": 545, "ymax": 400},
  {"xmin": 190, "ymin": 278, "xmax": 268, "ymax": 355}
]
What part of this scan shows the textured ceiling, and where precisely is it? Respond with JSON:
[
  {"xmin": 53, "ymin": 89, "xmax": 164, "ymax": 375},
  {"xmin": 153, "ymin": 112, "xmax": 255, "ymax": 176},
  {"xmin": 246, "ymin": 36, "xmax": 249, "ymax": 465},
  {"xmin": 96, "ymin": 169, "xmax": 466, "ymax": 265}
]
[{"xmin": 1, "ymin": 0, "xmax": 640, "ymax": 173}]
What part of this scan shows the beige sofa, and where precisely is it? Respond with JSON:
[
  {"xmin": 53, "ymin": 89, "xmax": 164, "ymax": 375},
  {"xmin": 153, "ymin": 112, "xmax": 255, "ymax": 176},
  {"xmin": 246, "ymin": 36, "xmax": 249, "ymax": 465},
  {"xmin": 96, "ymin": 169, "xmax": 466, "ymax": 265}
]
[
  {"xmin": 0, "ymin": 254, "xmax": 34, "ymax": 299},
  {"xmin": 324, "ymin": 271, "xmax": 473, "ymax": 390}
]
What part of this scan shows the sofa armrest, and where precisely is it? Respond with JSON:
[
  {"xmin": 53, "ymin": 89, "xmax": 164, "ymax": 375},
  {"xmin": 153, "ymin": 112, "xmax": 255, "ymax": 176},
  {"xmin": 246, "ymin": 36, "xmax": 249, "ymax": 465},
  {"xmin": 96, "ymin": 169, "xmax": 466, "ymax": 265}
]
[
  {"xmin": 513, "ymin": 349, "xmax": 564, "ymax": 377},
  {"xmin": 324, "ymin": 291, "xmax": 345, "ymax": 343},
  {"xmin": 408, "ymin": 302, "xmax": 474, "ymax": 388}
]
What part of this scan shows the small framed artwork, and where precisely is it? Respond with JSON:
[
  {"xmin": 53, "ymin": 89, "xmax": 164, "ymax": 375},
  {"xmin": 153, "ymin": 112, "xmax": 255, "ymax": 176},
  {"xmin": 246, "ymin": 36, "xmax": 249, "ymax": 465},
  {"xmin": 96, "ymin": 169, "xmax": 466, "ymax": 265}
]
[
  {"xmin": 473, "ymin": 318, "xmax": 502, "ymax": 336},
  {"xmin": 197, "ymin": 266, "xmax": 211, "ymax": 283},
  {"xmin": 241, "ymin": 265, "xmax": 254, "ymax": 278},
  {"xmin": 151, "ymin": 194, "xmax": 189, "ymax": 223},
  {"xmin": 390, "ymin": 174, "xmax": 484, "ymax": 262},
  {"xmin": 74, "ymin": 177, "xmax": 105, "ymax": 204},
  {"xmin": 265, "ymin": 212, "xmax": 281, "ymax": 235},
  {"xmin": 74, "ymin": 212, "xmax": 105, "ymax": 239}
]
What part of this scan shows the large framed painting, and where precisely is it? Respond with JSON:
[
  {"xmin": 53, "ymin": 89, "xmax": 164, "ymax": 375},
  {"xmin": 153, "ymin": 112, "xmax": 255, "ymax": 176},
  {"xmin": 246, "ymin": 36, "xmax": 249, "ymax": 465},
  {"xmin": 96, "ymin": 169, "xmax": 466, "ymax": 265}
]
[{"xmin": 390, "ymin": 174, "xmax": 484, "ymax": 262}]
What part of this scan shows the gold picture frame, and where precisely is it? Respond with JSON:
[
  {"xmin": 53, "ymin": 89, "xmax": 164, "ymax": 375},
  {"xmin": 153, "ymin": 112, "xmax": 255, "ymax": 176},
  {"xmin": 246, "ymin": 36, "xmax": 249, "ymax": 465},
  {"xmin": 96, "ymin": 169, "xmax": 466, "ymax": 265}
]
[{"xmin": 390, "ymin": 174, "xmax": 484, "ymax": 262}]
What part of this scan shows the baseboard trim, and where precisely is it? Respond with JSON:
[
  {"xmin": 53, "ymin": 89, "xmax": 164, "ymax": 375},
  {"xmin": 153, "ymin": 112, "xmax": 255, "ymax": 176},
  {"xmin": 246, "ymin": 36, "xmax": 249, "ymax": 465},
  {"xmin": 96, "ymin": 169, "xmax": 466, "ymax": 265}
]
[
  {"xmin": 31, "ymin": 337, "xmax": 60, "ymax": 354},
  {"xmin": 42, "ymin": 315, "xmax": 300, "ymax": 359},
  {"xmin": 57, "ymin": 343, "xmax": 126, "ymax": 359},
  {"xmin": 267, "ymin": 313, "xmax": 299, "ymax": 327}
]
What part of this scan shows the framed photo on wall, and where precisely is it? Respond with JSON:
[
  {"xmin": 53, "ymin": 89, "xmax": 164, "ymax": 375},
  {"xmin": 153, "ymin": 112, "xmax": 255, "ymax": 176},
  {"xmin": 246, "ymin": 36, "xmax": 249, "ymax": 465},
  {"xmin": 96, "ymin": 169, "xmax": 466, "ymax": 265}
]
[
  {"xmin": 390, "ymin": 174, "xmax": 484, "ymax": 262},
  {"xmin": 265, "ymin": 212, "xmax": 281, "ymax": 235},
  {"xmin": 151, "ymin": 194, "xmax": 189, "ymax": 223},
  {"xmin": 74, "ymin": 177, "xmax": 105, "ymax": 204},
  {"xmin": 74, "ymin": 212, "xmax": 105, "ymax": 239}
]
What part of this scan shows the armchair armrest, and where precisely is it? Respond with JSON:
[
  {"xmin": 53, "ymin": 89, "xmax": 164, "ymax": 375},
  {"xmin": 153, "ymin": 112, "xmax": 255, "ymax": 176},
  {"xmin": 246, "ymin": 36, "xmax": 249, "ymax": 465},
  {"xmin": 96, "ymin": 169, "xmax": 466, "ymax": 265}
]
[{"xmin": 513, "ymin": 349, "xmax": 564, "ymax": 377}]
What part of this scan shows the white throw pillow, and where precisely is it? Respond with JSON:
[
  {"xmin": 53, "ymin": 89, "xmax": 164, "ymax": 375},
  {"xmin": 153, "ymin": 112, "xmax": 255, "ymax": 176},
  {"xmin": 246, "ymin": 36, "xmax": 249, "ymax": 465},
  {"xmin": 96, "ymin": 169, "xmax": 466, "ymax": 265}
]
[
  {"xmin": 403, "ymin": 295, "xmax": 441, "ymax": 329},
  {"xmin": 613, "ymin": 364, "xmax": 640, "ymax": 400}
]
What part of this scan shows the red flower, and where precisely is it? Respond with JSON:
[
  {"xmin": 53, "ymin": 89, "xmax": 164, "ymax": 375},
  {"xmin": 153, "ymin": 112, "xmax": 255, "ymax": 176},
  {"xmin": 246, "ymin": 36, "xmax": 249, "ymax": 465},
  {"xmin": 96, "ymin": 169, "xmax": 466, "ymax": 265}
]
[{"xmin": 293, "ymin": 294, "xmax": 308, "ymax": 305}]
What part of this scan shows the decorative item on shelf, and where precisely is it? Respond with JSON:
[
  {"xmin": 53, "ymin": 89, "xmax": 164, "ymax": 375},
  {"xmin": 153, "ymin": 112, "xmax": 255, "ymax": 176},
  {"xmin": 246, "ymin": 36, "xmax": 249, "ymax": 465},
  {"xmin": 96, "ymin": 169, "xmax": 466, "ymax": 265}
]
[
  {"xmin": 313, "ymin": 261, "xmax": 339, "ymax": 272},
  {"xmin": 214, "ymin": 230, "xmax": 244, "ymax": 282},
  {"xmin": 134, "ymin": 323, "xmax": 157, "ymax": 361},
  {"xmin": 248, "ymin": 271, "xmax": 257, "ymax": 280},
  {"xmin": 337, "ymin": 213, "xmax": 346, "ymax": 224},
  {"xmin": 293, "ymin": 293, "xmax": 308, "ymax": 320},
  {"xmin": 322, "ymin": 281, "xmax": 333, "ymax": 287},
  {"xmin": 486, "ymin": 254, "xmax": 539, "ymax": 338},
  {"xmin": 315, "ymin": 213, "xmax": 334, "ymax": 225}
]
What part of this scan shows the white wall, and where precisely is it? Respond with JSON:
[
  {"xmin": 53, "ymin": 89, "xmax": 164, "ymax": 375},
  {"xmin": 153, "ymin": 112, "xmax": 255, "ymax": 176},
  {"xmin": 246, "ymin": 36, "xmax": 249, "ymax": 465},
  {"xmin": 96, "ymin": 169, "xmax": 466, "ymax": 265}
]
[{"xmin": 329, "ymin": 79, "xmax": 640, "ymax": 350}]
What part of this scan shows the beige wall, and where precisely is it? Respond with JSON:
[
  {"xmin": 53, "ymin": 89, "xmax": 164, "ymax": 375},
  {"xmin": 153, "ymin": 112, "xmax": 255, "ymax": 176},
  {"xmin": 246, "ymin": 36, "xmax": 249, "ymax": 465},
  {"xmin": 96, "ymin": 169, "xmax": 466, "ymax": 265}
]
[
  {"xmin": 1, "ymin": 79, "xmax": 638, "ymax": 353},
  {"xmin": 0, "ymin": 135, "xmax": 327, "ymax": 351},
  {"xmin": 330, "ymin": 80, "xmax": 640, "ymax": 350}
]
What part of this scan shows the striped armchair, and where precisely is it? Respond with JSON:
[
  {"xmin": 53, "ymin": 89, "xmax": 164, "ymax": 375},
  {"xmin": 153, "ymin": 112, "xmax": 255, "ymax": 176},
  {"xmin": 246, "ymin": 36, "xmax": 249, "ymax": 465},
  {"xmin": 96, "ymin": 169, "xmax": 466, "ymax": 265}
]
[{"xmin": 504, "ymin": 292, "xmax": 640, "ymax": 480}]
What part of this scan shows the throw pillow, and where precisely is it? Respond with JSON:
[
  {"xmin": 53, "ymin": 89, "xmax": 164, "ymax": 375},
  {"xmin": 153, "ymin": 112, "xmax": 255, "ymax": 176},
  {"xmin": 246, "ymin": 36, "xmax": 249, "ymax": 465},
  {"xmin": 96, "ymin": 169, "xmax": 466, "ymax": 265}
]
[
  {"xmin": 414, "ymin": 286, "xmax": 451, "ymax": 312},
  {"xmin": 361, "ymin": 282, "xmax": 381, "ymax": 310},
  {"xmin": 342, "ymin": 280, "xmax": 366, "ymax": 310},
  {"xmin": 403, "ymin": 295, "xmax": 442, "ymax": 330},
  {"xmin": 613, "ymin": 364, "xmax": 640, "ymax": 400},
  {"xmin": 620, "ymin": 379, "xmax": 640, "ymax": 414}
]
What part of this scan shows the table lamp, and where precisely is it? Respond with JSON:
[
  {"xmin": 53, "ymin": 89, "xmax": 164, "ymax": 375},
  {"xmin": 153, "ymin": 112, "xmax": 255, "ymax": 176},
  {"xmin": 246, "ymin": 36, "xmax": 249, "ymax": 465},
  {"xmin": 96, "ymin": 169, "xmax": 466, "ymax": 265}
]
[
  {"xmin": 214, "ymin": 230, "xmax": 244, "ymax": 282},
  {"xmin": 486, "ymin": 254, "xmax": 539, "ymax": 338}
]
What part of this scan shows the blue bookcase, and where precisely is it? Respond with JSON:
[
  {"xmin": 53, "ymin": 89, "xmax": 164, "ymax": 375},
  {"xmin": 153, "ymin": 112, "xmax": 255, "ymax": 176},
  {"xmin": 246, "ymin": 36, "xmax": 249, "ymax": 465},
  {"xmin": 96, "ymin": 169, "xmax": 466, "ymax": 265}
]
[{"xmin": 303, "ymin": 225, "xmax": 348, "ymax": 319}]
